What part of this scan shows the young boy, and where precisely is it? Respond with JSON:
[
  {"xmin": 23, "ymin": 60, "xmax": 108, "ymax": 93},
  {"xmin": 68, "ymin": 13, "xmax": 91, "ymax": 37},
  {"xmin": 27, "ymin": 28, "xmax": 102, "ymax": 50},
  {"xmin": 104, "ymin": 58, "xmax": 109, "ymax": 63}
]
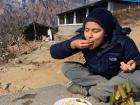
[{"xmin": 50, "ymin": 8, "xmax": 140, "ymax": 102}]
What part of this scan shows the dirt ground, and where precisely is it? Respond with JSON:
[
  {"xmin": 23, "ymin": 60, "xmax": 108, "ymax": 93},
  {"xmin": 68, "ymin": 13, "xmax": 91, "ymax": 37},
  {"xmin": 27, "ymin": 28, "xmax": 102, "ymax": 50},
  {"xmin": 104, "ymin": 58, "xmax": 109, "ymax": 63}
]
[{"xmin": 0, "ymin": 23, "xmax": 140, "ymax": 96}]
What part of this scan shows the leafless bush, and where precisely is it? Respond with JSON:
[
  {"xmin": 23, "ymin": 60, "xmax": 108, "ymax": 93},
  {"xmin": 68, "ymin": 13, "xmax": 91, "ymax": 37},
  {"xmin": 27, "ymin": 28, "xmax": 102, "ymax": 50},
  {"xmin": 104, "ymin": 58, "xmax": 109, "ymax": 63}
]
[{"xmin": 0, "ymin": 0, "xmax": 74, "ymax": 63}]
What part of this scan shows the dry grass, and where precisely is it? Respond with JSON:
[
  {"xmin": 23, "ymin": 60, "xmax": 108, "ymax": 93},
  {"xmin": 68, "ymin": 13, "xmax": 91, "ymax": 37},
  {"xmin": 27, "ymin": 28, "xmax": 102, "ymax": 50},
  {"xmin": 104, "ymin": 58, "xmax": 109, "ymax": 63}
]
[{"xmin": 7, "ymin": 40, "xmax": 43, "ymax": 57}]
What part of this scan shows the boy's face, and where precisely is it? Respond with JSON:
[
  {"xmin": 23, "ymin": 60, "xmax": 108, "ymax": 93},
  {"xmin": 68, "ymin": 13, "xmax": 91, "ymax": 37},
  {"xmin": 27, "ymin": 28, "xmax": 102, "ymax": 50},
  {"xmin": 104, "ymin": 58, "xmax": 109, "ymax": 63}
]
[{"xmin": 84, "ymin": 21, "xmax": 105, "ymax": 49}]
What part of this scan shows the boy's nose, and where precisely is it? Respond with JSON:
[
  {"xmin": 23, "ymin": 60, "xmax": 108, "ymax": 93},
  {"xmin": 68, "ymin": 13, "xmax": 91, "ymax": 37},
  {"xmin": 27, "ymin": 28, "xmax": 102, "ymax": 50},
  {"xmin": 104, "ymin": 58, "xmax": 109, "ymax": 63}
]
[{"xmin": 88, "ymin": 31, "xmax": 93, "ymax": 39}]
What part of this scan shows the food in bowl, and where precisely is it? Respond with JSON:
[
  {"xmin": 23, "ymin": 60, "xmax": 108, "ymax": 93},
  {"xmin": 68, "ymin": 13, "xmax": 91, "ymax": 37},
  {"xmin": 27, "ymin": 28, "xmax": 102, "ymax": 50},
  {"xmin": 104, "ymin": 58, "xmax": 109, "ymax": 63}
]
[
  {"xmin": 54, "ymin": 98, "xmax": 92, "ymax": 105},
  {"xmin": 63, "ymin": 98, "xmax": 88, "ymax": 105}
]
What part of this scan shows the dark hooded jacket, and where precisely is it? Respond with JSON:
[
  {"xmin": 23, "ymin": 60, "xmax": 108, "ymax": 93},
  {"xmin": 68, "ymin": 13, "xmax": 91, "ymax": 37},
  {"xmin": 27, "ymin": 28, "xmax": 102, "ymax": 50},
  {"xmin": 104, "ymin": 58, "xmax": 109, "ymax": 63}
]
[{"xmin": 50, "ymin": 9, "xmax": 140, "ymax": 79}]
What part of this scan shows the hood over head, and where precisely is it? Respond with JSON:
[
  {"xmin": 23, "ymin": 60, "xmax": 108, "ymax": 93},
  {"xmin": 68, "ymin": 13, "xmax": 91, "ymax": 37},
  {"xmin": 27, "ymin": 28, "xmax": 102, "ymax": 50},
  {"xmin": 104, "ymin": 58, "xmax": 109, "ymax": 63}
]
[{"xmin": 83, "ymin": 8, "xmax": 115, "ymax": 36}]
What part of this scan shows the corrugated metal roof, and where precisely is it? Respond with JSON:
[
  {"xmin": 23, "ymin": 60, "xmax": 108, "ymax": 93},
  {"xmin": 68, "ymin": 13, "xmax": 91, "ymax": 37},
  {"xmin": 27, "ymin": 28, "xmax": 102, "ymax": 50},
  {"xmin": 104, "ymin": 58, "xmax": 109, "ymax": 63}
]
[
  {"xmin": 57, "ymin": 1, "xmax": 107, "ymax": 15},
  {"xmin": 57, "ymin": 0, "xmax": 140, "ymax": 15},
  {"xmin": 122, "ymin": 0, "xmax": 140, "ymax": 2}
]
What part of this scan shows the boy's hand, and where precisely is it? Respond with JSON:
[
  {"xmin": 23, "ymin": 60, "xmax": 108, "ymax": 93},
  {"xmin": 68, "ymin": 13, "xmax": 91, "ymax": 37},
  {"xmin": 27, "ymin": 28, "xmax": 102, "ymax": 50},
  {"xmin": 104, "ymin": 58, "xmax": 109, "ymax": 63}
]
[
  {"xmin": 120, "ymin": 60, "xmax": 136, "ymax": 73},
  {"xmin": 70, "ymin": 39, "xmax": 93, "ymax": 49}
]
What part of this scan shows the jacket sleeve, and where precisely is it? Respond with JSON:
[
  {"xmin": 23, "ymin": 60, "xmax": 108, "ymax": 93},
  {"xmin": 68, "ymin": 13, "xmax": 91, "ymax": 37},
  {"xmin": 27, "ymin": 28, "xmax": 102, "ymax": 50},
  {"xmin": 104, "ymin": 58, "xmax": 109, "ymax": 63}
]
[
  {"xmin": 50, "ymin": 34, "xmax": 84, "ymax": 59},
  {"xmin": 123, "ymin": 36, "xmax": 140, "ymax": 69}
]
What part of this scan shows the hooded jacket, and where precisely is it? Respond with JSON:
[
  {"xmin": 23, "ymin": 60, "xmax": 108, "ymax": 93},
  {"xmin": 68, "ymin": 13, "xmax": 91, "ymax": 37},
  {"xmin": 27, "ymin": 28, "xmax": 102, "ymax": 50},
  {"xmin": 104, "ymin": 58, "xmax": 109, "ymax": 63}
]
[{"xmin": 50, "ymin": 9, "xmax": 140, "ymax": 79}]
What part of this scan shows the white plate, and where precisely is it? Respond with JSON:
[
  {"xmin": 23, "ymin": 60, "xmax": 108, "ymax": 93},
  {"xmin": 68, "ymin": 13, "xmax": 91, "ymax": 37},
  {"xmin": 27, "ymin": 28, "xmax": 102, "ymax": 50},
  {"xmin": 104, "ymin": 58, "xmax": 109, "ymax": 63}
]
[{"xmin": 54, "ymin": 98, "xmax": 92, "ymax": 105}]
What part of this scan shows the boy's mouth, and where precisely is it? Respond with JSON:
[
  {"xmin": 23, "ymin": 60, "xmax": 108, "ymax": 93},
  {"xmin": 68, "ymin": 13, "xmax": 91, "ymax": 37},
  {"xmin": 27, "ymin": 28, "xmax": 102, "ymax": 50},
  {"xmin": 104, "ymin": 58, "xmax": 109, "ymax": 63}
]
[
  {"xmin": 88, "ymin": 43, "xmax": 94, "ymax": 49},
  {"xmin": 88, "ymin": 40, "xmax": 100, "ymax": 49}
]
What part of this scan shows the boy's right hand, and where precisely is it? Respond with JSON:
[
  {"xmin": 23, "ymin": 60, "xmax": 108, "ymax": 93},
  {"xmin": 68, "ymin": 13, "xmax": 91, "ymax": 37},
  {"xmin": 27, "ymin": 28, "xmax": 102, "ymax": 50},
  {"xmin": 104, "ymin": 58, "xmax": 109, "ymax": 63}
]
[
  {"xmin": 70, "ymin": 39, "xmax": 93, "ymax": 49},
  {"xmin": 120, "ymin": 60, "xmax": 136, "ymax": 73}
]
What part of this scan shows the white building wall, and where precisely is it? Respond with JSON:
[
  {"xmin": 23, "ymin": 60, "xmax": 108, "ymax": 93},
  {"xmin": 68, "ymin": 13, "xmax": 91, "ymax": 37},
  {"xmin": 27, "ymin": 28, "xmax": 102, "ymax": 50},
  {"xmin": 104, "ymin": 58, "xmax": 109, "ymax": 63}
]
[{"xmin": 107, "ymin": 2, "xmax": 114, "ymax": 13}]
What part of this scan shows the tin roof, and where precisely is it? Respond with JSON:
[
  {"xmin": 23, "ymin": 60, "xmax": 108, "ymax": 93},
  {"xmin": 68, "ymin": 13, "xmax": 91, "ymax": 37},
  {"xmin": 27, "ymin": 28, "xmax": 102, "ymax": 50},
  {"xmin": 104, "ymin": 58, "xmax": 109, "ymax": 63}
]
[
  {"xmin": 122, "ymin": 0, "xmax": 140, "ymax": 2},
  {"xmin": 57, "ymin": 1, "xmax": 107, "ymax": 15}
]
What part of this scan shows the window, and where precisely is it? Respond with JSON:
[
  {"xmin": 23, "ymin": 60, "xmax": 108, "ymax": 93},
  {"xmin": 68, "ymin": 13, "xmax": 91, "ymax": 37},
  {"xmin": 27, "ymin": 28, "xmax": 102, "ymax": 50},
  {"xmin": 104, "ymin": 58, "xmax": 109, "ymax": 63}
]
[
  {"xmin": 66, "ymin": 12, "xmax": 74, "ymax": 24},
  {"xmin": 76, "ymin": 9, "xmax": 86, "ymax": 23},
  {"xmin": 59, "ymin": 14, "xmax": 65, "ymax": 24}
]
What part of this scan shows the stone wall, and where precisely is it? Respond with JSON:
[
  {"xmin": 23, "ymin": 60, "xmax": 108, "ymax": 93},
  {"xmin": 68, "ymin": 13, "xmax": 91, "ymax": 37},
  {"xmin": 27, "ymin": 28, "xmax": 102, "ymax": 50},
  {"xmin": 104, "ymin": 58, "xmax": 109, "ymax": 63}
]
[{"xmin": 57, "ymin": 24, "xmax": 83, "ymax": 36}]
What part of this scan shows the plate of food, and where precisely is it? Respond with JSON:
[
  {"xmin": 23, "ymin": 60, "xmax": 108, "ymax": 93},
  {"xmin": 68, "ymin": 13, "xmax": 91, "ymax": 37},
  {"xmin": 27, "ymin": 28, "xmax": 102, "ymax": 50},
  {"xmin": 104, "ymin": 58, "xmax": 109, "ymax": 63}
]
[{"xmin": 54, "ymin": 98, "xmax": 92, "ymax": 105}]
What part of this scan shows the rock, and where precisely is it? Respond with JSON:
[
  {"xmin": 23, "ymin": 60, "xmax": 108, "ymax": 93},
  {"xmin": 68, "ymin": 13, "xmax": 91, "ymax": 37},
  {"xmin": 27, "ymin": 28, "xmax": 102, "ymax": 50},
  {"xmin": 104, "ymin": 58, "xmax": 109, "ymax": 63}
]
[
  {"xmin": 0, "ymin": 66, "xmax": 8, "ymax": 73},
  {"xmin": 8, "ymin": 83, "xmax": 25, "ymax": 93},
  {"xmin": 0, "ymin": 82, "xmax": 11, "ymax": 90},
  {"xmin": 0, "ymin": 88, "xmax": 8, "ymax": 96},
  {"xmin": 17, "ymin": 60, "xmax": 23, "ymax": 64},
  {"xmin": 22, "ymin": 86, "xmax": 30, "ymax": 91}
]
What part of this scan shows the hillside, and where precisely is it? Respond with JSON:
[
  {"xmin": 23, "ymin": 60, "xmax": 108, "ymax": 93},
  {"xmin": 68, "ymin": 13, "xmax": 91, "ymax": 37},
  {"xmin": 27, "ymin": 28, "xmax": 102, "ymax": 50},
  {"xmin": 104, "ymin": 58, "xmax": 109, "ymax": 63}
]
[{"xmin": 0, "ymin": 21, "xmax": 140, "ymax": 96}]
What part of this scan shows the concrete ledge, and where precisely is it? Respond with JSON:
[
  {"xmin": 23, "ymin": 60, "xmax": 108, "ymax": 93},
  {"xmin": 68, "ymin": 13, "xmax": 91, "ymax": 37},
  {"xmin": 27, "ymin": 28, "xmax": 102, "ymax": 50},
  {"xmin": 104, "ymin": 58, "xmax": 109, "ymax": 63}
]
[{"xmin": 0, "ymin": 84, "xmax": 139, "ymax": 105}]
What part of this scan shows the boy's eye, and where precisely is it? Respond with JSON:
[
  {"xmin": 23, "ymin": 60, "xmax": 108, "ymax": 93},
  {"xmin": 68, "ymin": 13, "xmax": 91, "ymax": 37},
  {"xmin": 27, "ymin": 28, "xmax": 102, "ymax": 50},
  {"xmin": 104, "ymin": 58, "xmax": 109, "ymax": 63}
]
[
  {"xmin": 84, "ymin": 28, "xmax": 101, "ymax": 33},
  {"xmin": 85, "ymin": 29, "xmax": 89, "ymax": 32},
  {"xmin": 92, "ymin": 29, "xmax": 100, "ymax": 33}
]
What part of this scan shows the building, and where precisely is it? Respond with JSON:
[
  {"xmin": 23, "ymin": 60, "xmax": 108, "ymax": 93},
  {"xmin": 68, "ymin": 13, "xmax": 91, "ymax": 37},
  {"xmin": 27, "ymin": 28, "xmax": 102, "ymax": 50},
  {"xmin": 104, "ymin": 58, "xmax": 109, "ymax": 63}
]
[
  {"xmin": 23, "ymin": 22, "xmax": 50, "ymax": 41},
  {"xmin": 108, "ymin": 0, "xmax": 140, "ymax": 12},
  {"xmin": 57, "ymin": 0, "xmax": 140, "ymax": 36}
]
